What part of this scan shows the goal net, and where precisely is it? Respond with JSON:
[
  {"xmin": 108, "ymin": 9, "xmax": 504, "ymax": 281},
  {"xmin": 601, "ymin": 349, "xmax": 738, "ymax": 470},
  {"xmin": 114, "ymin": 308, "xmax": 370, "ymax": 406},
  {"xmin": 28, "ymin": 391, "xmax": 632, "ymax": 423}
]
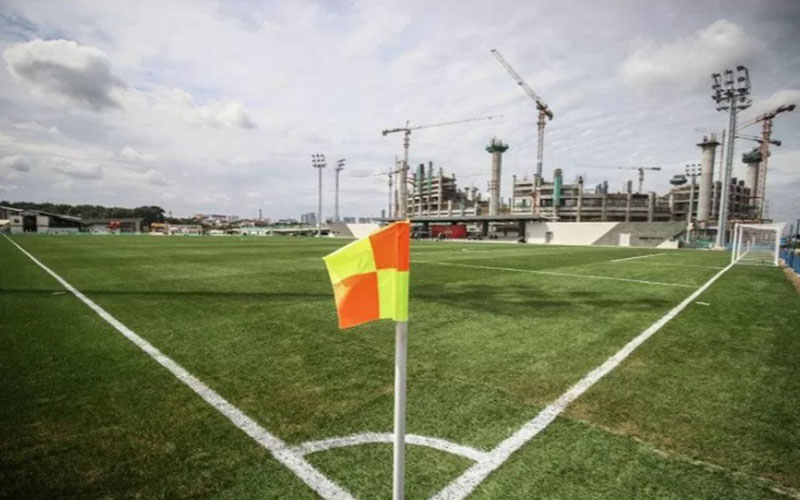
[{"xmin": 732, "ymin": 223, "xmax": 786, "ymax": 266}]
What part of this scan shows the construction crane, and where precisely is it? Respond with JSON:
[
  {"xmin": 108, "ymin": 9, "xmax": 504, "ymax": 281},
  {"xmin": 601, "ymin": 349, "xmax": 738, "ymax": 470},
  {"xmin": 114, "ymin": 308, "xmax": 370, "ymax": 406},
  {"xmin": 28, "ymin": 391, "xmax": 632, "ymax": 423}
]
[
  {"xmin": 734, "ymin": 132, "xmax": 781, "ymax": 147},
  {"xmin": 578, "ymin": 165, "xmax": 662, "ymax": 193},
  {"xmin": 490, "ymin": 48, "xmax": 553, "ymax": 185},
  {"xmin": 749, "ymin": 104, "xmax": 795, "ymax": 219},
  {"xmin": 382, "ymin": 114, "xmax": 502, "ymax": 218},
  {"xmin": 351, "ymin": 161, "xmax": 401, "ymax": 219}
]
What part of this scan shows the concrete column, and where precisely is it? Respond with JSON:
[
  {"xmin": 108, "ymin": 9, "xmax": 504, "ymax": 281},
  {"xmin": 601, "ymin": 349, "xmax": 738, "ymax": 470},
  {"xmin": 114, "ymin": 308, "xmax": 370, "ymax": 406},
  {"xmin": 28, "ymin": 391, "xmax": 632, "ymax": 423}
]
[
  {"xmin": 486, "ymin": 138, "xmax": 509, "ymax": 216},
  {"xmin": 647, "ymin": 192, "xmax": 655, "ymax": 222},
  {"xmin": 576, "ymin": 177, "xmax": 584, "ymax": 222},
  {"xmin": 511, "ymin": 174, "xmax": 517, "ymax": 214},
  {"xmin": 437, "ymin": 168, "xmax": 443, "ymax": 215},
  {"xmin": 741, "ymin": 149, "xmax": 762, "ymax": 213},
  {"xmin": 697, "ymin": 136, "xmax": 719, "ymax": 224},
  {"xmin": 625, "ymin": 180, "xmax": 632, "ymax": 222},
  {"xmin": 668, "ymin": 192, "xmax": 675, "ymax": 221},
  {"xmin": 447, "ymin": 199, "xmax": 453, "ymax": 216},
  {"xmin": 426, "ymin": 161, "xmax": 433, "ymax": 216},
  {"xmin": 601, "ymin": 194, "xmax": 608, "ymax": 222}
]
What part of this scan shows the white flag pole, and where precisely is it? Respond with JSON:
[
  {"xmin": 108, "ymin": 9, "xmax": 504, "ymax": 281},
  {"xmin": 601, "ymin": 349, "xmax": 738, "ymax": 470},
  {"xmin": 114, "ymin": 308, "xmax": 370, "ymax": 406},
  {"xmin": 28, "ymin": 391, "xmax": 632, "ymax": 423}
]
[{"xmin": 393, "ymin": 320, "xmax": 408, "ymax": 500}]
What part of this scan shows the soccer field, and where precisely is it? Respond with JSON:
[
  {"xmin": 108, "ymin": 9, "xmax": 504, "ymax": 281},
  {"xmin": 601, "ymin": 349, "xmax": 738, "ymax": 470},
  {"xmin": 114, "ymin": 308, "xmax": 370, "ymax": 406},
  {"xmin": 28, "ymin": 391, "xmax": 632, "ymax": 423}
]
[{"xmin": 2, "ymin": 234, "xmax": 799, "ymax": 500}]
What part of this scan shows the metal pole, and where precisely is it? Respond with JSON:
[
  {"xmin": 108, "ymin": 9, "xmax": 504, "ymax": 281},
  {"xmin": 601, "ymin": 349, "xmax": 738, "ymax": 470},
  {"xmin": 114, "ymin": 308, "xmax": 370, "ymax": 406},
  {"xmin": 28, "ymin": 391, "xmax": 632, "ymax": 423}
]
[
  {"xmin": 317, "ymin": 165, "xmax": 323, "ymax": 236},
  {"xmin": 334, "ymin": 169, "xmax": 340, "ymax": 223},
  {"xmin": 392, "ymin": 321, "xmax": 408, "ymax": 500},
  {"xmin": 686, "ymin": 166, "xmax": 696, "ymax": 243},
  {"xmin": 715, "ymin": 104, "xmax": 737, "ymax": 249},
  {"xmin": 334, "ymin": 159, "xmax": 345, "ymax": 223},
  {"xmin": 398, "ymin": 129, "xmax": 410, "ymax": 219}
]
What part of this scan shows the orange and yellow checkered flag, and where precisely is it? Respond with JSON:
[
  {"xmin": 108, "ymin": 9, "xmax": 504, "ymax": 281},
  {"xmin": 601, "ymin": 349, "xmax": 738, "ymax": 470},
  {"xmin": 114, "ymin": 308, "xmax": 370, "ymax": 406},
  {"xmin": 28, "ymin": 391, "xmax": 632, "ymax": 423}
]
[{"xmin": 323, "ymin": 221, "xmax": 409, "ymax": 329}]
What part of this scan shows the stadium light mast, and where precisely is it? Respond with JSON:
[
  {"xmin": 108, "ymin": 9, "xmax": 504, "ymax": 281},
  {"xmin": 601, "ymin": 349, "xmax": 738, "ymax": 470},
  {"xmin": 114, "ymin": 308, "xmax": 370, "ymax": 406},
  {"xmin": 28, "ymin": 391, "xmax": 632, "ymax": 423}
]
[
  {"xmin": 711, "ymin": 66, "xmax": 751, "ymax": 249},
  {"xmin": 335, "ymin": 158, "xmax": 345, "ymax": 223},
  {"xmin": 312, "ymin": 153, "xmax": 326, "ymax": 236}
]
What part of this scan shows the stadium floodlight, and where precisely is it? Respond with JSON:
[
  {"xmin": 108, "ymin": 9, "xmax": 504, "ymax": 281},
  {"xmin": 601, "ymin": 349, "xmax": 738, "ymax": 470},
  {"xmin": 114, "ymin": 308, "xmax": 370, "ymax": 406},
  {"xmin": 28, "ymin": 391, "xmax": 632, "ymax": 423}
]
[
  {"xmin": 711, "ymin": 65, "xmax": 752, "ymax": 250},
  {"xmin": 312, "ymin": 154, "xmax": 326, "ymax": 236},
  {"xmin": 731, "ymin": 222, "xmax": 786, "ymax": 266}
]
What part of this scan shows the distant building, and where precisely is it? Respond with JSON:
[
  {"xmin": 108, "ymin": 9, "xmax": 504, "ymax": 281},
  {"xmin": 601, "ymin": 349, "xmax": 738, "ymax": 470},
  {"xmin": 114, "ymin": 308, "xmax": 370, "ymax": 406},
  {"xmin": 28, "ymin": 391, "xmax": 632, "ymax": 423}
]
[
  {"xmin": 83, "ymin": 218, "xmax": 143, "ymax": 234},
  {"xmin": 342, "ymin": 216, "xmax": 356, "ymax": 223},
  {"xmin": 301, "ymin": 212, "xmax": 317, "ymax": 226},
  {"xmin": 2, "ymin": 206, "xmax": 82, "ymax": 234}
]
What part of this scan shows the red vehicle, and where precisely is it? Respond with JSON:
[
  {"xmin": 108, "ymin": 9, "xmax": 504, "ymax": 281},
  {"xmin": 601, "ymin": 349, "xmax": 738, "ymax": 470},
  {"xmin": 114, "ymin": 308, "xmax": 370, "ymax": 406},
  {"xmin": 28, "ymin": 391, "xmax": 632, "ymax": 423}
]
[{"xmin": 431, "ymin": 224, "xmax": 467, "ymax": 239}]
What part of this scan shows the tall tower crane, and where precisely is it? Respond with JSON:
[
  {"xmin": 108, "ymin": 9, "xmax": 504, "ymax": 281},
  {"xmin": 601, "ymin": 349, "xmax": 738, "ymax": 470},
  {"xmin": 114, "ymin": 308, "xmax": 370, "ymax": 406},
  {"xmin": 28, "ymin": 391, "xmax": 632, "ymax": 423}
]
[
  {"xmin": 382, "ymin": 114, "xmax": 502, "ymax": 218},
  {"xmin": 578, "ymin": 165, "xmax": 662, "ymax": 193},
  {"xmin": 739, "ymin": 103, "xmax": 795, "ymax": 219},
  {"xmin": 490, "ymin": 48, "xmax": 553, "ymax": 185}
]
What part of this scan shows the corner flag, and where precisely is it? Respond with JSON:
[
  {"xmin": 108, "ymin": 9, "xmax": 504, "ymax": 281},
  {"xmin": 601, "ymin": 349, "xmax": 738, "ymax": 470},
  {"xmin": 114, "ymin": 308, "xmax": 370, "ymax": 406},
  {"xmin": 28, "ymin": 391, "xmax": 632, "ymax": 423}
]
[
  {"xmin": 322, "ymin": 220, "xmax": 411, "ymax": 500},
  {"xmin": 323, "ymin": 221, "xmax": 409, "ymax": 329}
]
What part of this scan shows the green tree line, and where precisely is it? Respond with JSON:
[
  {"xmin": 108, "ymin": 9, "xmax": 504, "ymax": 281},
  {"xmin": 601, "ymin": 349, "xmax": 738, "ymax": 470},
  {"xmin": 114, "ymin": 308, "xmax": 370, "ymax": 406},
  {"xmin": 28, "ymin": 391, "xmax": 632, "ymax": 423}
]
[{"xmin": 1, "ymin": 201, "xmax": 166, "ymax": 226}]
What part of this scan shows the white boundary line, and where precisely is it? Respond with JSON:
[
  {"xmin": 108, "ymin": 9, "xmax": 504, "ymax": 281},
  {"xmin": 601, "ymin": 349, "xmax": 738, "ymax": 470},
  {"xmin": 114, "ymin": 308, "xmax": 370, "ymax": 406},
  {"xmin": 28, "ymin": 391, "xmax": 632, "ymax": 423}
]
[
  {"xmin": 609, "ymin": 253, "xmax": 663, "ymax": 263},
  {"xmin": 2, "ymin": 234, "xmax": 355, "ymax": 500},
  {"xmin": 413, "ymin": 260, "xmax": 697, "ymax": 288},
  {"xmin": 429, "ymin": 260, "xmax": 736, "ymax": 500},
  {"xmin": 291, "ymin": 432, "xmax": 489, "ymax": 463}
]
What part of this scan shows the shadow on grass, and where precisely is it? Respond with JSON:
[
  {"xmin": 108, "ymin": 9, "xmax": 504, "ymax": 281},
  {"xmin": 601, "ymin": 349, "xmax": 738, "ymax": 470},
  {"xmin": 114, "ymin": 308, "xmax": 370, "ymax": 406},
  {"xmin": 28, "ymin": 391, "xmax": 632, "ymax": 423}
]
[
  {"xmin": 1, "ymin": 282, "xmax": 674, "ymax": 317},
  {"xmin": 416, "ymin": 281, "xmax": 674, "ymax": 318},
  {"xmin": 0, "ymin": 287, "xmax": 332, "ymax": 302}
]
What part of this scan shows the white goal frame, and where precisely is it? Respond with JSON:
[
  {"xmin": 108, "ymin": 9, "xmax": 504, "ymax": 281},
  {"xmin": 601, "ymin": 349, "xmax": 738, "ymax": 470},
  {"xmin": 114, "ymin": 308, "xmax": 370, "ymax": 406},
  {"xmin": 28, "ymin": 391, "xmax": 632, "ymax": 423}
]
[{"xmin": 730, "ymin": 222, "xmax": 786, "ymax": 267}]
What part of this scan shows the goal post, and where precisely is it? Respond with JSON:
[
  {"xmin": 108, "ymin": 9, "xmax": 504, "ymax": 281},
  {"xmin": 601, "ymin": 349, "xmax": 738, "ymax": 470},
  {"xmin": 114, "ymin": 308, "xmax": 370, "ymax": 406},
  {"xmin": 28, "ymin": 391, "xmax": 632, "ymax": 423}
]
[{"xmin": 731, "ymin": 222, "xmax": 786, "ymax": 266}]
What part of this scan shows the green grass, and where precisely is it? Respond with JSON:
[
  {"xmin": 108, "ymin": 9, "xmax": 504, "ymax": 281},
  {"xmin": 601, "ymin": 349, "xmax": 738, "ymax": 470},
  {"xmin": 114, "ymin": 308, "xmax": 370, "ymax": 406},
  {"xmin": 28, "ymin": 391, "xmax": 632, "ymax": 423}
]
[{"xmin": 1, "ymin": 234, "xmax": 798, "ymax": 499}]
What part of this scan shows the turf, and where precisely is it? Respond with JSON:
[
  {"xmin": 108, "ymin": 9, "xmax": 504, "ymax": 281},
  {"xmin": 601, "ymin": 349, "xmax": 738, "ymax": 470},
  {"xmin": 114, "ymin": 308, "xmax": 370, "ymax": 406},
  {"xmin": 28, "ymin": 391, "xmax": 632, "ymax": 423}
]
[{"xmin": 1, "ymin": 234, "xmax": 797, "ymax": 499}]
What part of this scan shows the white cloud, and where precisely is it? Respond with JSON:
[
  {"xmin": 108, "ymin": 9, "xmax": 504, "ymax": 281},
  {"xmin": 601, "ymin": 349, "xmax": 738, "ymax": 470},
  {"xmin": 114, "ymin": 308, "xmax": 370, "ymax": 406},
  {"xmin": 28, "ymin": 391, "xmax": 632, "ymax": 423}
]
[
  {"xmin": 0, "ymin": 184, "xmax": 20, "ymax": 192},
  {"xmin": 50, "ymin": 158, "xmax": 103, "ymax": 179},
  {"xmin": 0, "ymin": 155, "xmax": 33, "ymax": 171},
  {"xmin": 3, "ymin": 39, "xmax": 125, "ymax": 110},
  {"xmin": 13, "ymin": 121, "xmax": 60, "ymax": 135},
  {"xmin": 143, "ymin": 168, "xmax": 170, "ymax": 185},
  {"xmin": 120, "ymin": 146, "xmax": 156, "ymax": 163},
  {"xmin": 746, "ymin": 88, "xmax": 800, "ymax": 118},
  {"xmin": 156, "ymin": 88, "xmax": 257, "ymax": 129},
  {"xmin": 619, "ymin": 19, "xmax": 765, "ymax": 93}
]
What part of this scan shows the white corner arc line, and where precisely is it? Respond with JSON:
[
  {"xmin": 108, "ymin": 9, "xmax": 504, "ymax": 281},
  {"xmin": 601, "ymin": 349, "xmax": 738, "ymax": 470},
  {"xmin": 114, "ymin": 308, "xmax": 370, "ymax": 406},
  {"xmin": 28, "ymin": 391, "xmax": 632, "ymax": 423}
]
[
  {"xmin": 412, "ymin": 260, "xmax": 696, "ymax": 288},
  {"xmin": 291, "ymin": 432, "xmax": 489, "ymax": 463},
  {"xmin": 609, "ymin": 253, "xmax": 663, "ymax": 263},
  {"xmin": 3, "ymin": 235, "xmax": 355, "ymax": 500},
  {"xmin": 429, "ymin": 260, "xmax": 736, "ymax": 500}
]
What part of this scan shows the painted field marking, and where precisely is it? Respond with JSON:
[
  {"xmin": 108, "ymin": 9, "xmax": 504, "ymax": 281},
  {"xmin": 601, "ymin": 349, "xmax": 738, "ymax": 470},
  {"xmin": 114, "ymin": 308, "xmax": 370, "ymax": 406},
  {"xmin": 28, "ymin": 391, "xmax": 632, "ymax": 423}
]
[
  {"xmin": 413, "ymin": 260, "xmax": 696, "ymax": 288},
  {"xmin": 3, "ymin": 235, "xmax": 355, "ymax": 500},
  {"xmin": 291, "ymin": 432, "xmax": 489, "ymax": 463},
  {"xmin": 609, "ymin": 253, "xmax": 663, "ymax": 263},
  {"xmin": 429, "ymin": 260, "xmax": 736, "ymax": 500}
]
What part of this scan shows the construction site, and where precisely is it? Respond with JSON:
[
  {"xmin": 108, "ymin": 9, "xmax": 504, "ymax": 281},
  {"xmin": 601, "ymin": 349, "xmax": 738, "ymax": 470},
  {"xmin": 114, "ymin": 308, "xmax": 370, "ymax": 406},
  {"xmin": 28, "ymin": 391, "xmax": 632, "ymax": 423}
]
[{"xmin": 342, "ymin": 52, "xmax": 796, "ymax": 248}]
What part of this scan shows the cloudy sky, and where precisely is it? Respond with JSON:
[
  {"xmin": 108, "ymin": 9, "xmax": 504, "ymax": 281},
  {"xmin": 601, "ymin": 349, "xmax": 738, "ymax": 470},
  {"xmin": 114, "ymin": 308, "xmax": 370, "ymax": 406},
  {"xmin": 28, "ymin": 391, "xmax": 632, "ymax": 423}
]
[{"xmin": 0, "ymin": 0, "xmax": 798, "ymax": 221}]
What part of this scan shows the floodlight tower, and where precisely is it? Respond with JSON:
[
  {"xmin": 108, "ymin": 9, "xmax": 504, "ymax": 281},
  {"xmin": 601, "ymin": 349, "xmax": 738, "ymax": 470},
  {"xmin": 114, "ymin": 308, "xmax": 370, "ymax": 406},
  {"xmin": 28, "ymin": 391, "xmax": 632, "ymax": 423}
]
[
  {"xmin": 334, "ymin": 158, "xmax": 345, "ymax": 223},
  {"xmin": 312, "ymin": 153, "xmax": 326, "ymax": 236},
  {"xmin": 711, "ymin": 66, "xmax": 751, "ymax": 249}
]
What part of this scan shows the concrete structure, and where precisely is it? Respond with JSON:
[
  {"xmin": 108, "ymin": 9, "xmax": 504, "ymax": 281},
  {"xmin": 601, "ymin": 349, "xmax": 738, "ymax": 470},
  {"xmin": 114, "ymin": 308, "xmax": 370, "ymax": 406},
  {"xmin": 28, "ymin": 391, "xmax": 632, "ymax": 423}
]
[
  {"xmin": 697, "ymin": 135, "xmax": 719, "ymax": 224},
  {"xmin": 742, "ymin": 148, "xmax": 762, "ymax": 210},
  {"xmin": 485, "ymin": 137, "xmax": 509, "ymax": 216},
  {"xmin": 524, "ymin": 221, "xmax": 685, "ymax": 247},
  {"xmin": 300, "ymin": 212, "xmax": 317, "ymax": 226},
  {"xmin": 512, "ymin": 176, "xmax": 666, "ymax": 222},
  {"xmin": 406, "ymin": 162, "xmax": 485, "ymax": 217},
  {"xmin": 83, "ymin": 218, "xmax": 143, "ymax": 234},
  {"xmin": 4, "ymin": 206, "xmax": 82, "ymax": 234}
]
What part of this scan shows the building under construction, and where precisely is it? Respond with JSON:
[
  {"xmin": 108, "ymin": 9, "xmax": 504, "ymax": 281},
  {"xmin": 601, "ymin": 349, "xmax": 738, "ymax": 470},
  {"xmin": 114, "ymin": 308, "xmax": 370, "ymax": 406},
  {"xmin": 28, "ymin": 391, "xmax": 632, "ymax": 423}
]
[{"xmin": 402, "ymin": 134, "xmax": 756, "ymax": 227}]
